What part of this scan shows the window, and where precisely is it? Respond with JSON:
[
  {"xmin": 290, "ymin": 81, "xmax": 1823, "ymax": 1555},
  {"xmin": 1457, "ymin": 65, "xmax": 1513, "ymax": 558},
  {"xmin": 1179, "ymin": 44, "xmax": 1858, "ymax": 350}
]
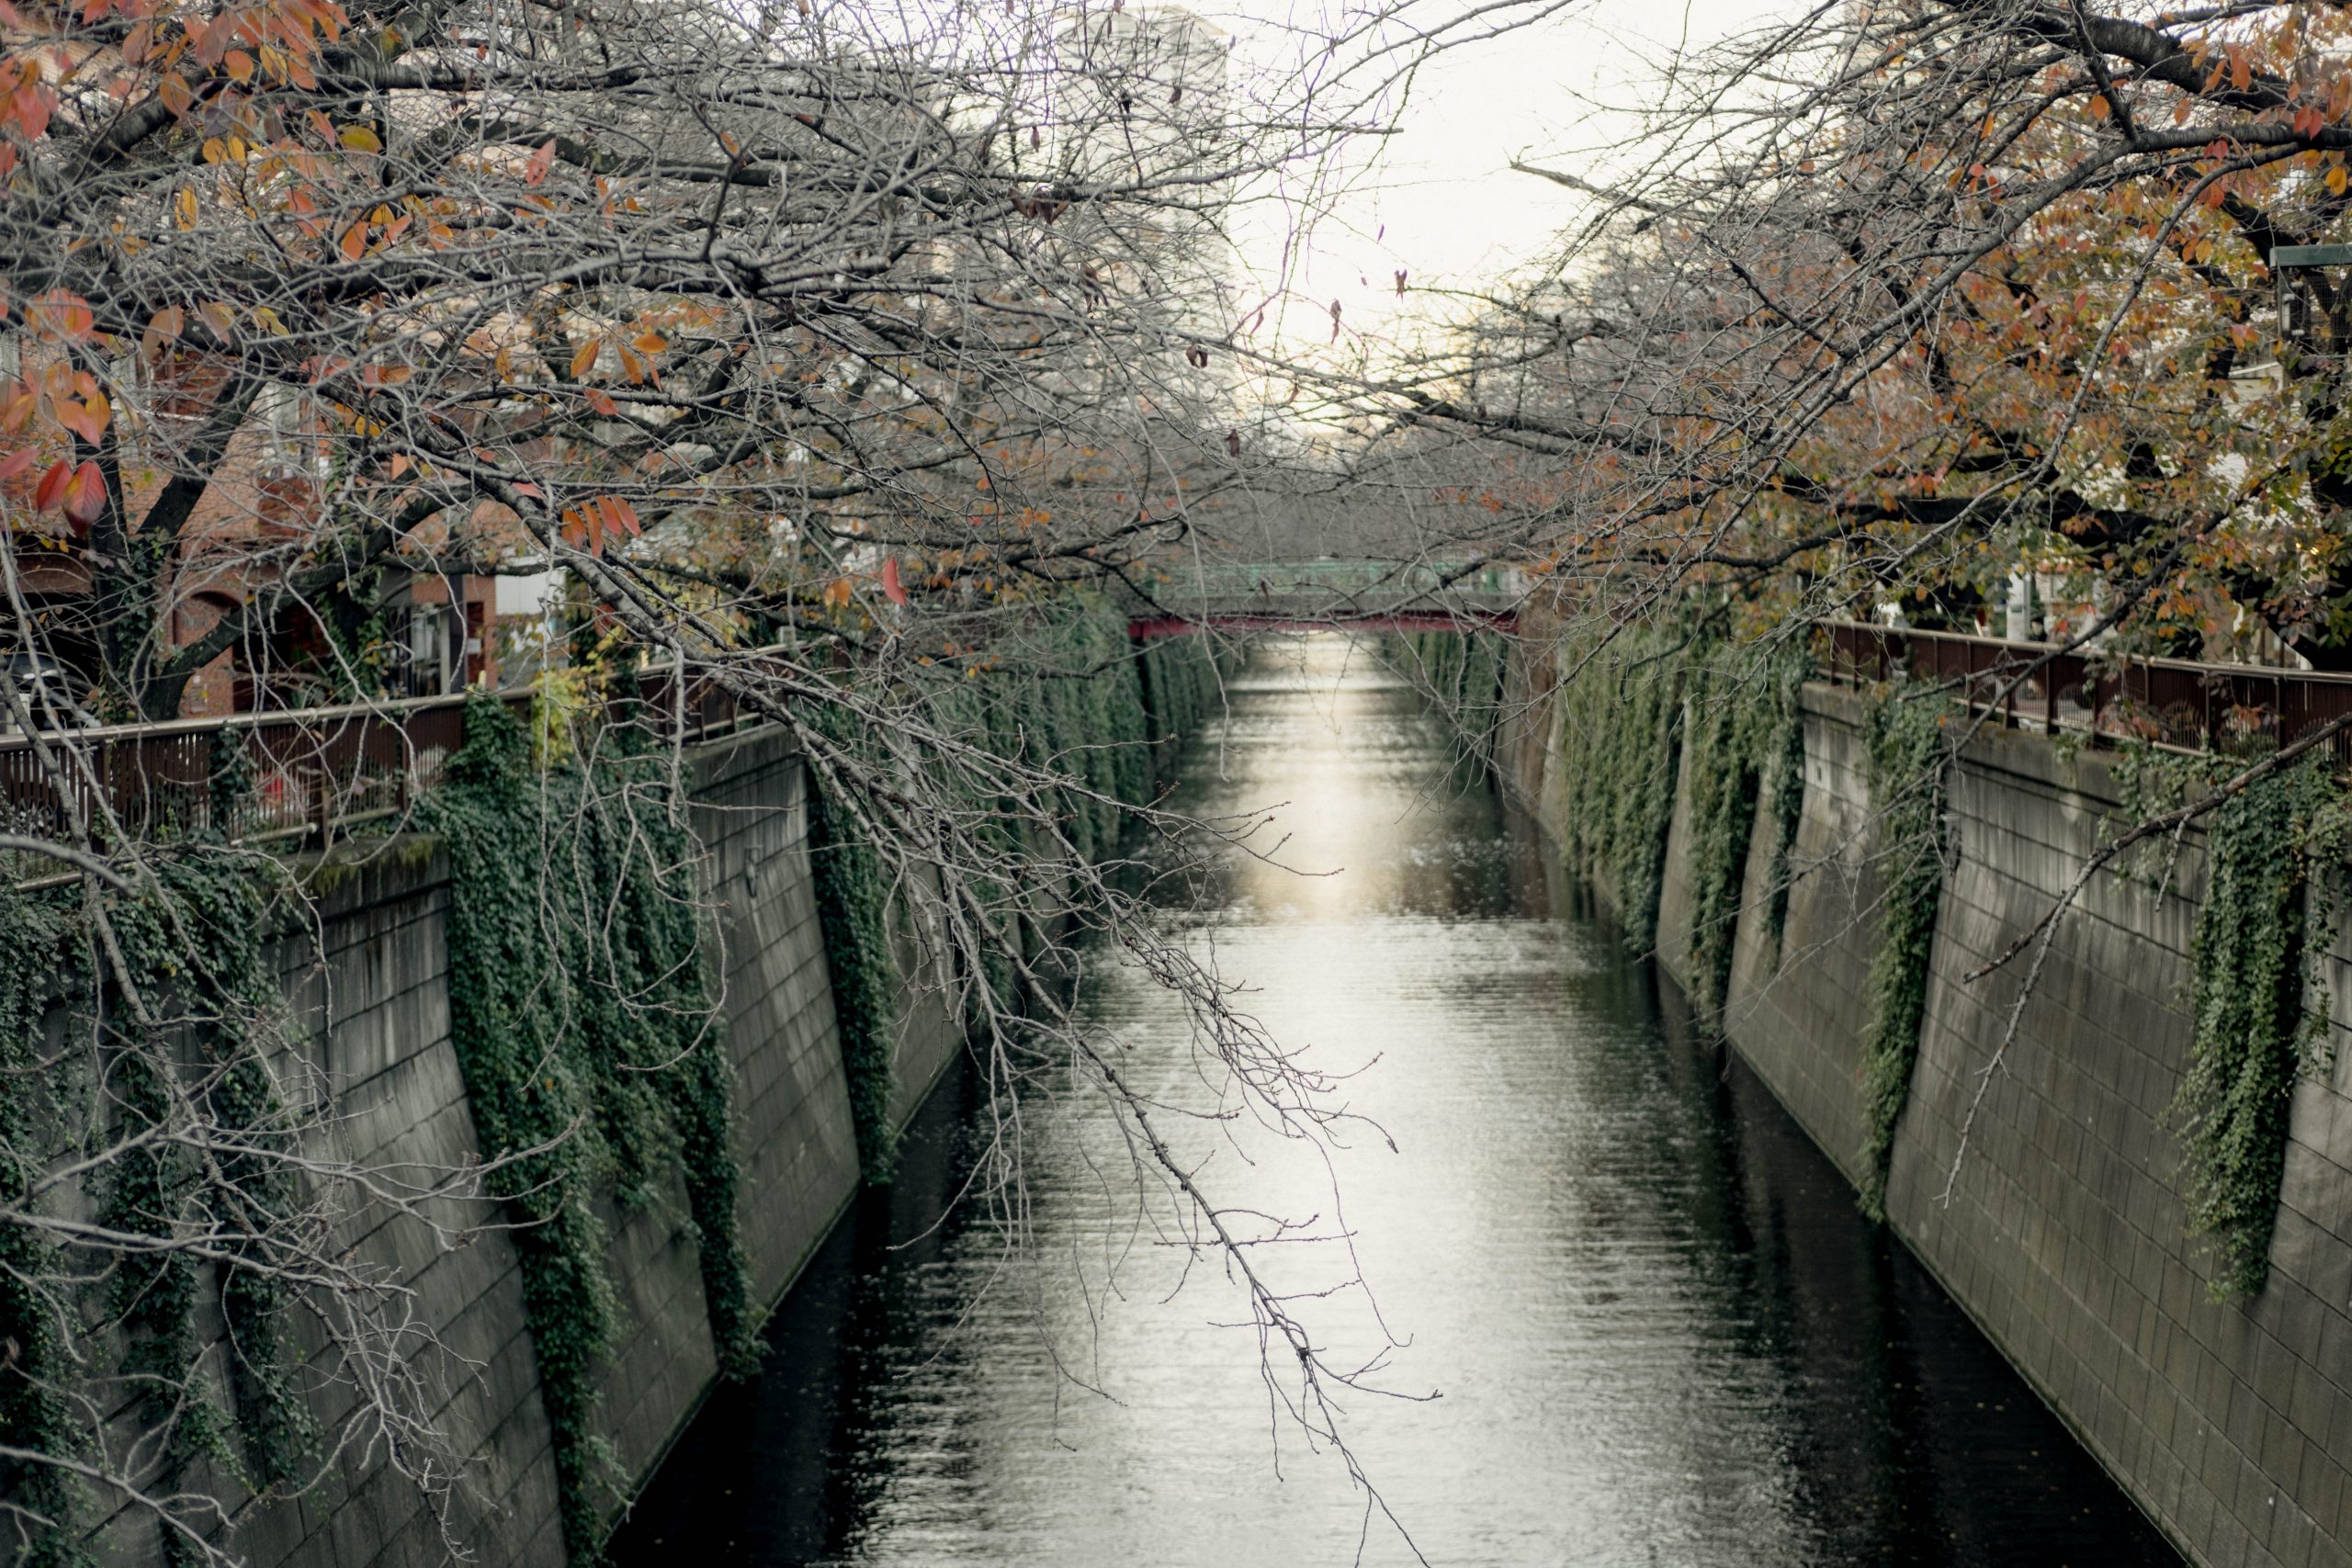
[{"xmin": 257, "ymin": 382, "xmax": 331, "ymax": 479}]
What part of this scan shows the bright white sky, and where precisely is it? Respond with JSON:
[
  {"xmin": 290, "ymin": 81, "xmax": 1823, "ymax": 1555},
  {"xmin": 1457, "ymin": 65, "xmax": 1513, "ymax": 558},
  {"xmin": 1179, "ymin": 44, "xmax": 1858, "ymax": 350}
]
[{"xmin": 1198, "ymin": 0, "xmax": 1782, "ymax": 353}]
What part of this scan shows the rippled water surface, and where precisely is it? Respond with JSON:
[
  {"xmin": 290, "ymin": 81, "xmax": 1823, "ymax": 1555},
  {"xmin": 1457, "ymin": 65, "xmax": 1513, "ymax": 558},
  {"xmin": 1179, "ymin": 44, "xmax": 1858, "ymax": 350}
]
[{"xmin": 613, "ymin": 637, "xmax": 2180, "ymax": 1568}]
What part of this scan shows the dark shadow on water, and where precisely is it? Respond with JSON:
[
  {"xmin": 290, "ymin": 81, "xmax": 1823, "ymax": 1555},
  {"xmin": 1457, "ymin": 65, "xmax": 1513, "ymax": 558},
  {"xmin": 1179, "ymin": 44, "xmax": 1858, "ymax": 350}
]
[
  {"xmin": 1651, "ymin": 984, "xmax": 2178, "ymax": 1566},
  {"xmin": 607, "ymin": 1060, "xmax": 991, "ymax": 1564}
]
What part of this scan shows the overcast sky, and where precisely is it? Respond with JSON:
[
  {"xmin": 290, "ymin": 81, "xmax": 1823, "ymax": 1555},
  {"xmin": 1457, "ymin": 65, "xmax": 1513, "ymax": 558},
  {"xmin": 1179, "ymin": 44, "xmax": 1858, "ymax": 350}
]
[{"xmin": 1200, "ymin": 0, "xmax": 1777, "ymax": 352}]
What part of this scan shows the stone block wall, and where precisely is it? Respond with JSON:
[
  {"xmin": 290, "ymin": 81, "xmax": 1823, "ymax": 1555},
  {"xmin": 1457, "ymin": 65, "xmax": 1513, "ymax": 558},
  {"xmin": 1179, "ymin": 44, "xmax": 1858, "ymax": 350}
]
[
  {"xmin": 884, "ymin": 863, "xmax": 964, "ymax": 1132},
  {"xmin": 1502, "ymin": 674, "xmax": 2352, "ymax": 1568},
  {"xmin": 690, "ymin": 730, "xmax": 865, "ymax": 1311},
  {"xmin": 61, "ymin": 725, "xmax": 926, "ymax": 1568},
  {"xmin": 239, "ymin": 844, "xmax": 563, "ymax": 1568}
]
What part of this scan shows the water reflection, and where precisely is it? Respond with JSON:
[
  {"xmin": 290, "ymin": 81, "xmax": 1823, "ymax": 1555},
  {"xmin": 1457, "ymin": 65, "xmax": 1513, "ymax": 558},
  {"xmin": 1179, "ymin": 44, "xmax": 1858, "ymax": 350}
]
[{"xmin": 613, "ymin": 637, "xmax": 2178, "ymax": 1568}]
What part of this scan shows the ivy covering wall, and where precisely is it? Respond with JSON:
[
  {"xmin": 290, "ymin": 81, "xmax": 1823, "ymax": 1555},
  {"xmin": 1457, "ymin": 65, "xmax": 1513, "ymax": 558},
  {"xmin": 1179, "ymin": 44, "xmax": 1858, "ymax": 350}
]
[
  {"xmin": 1679, "ymin": 648, "xmax": 1805, "ymax": 1023},
  {"xmin": 806, "ymin": 761, "xmax": 904, "ymax": 1187},
  {"xmin": 2108, "ymin": 747, "xmax": 2351, "ymax": 1299},
  {"xmin": 1855, "ymin": 685, "xmax": 1951, "ymax": 1221},
  {"xmin": 1550, "ymin": 627, "xmax": 1687, "ymax": 953},
  {"xmin": 1407, "ymin": 626, "xmax": 1508, "ymax": 765},
  {"xmin": 1522, "ymin": 626, "xmax": 1806, "ymax": 978},
  {"xmin": 0, "ymin": 600, "xmax": 1219, "ymax": 1565},
  {"xmin": 426, "ymin": 693, "xmax": 751, "ymax": 1563},
  {"xmin": 808, "ymin": 596, "xmax": 1224, "ymax": 1185},
  {"xmin": 0, "ymin": 752, "xmax": 316, "ymax": 1566},
  {"xmin": 0, "ymin": 882, "xmax": 87, "ymax": 1568},
  {"xmin": 1761, "ymin": 682, "xmax": 1809, "ymax": 950}
]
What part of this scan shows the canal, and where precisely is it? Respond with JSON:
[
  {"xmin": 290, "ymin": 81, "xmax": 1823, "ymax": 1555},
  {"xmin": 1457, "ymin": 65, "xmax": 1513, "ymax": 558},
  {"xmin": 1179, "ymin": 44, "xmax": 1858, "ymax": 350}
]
[{"xmin": 612, "ymin": 635, "xmax": 2180, "ymax": 1567}]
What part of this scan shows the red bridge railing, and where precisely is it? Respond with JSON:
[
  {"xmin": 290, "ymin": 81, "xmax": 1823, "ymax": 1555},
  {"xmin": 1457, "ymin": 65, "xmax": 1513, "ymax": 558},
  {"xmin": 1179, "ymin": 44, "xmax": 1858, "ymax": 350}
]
[
  {"xmin": 1821, "ymin": 620, "xmax": 2352, "ymax": 766},
  {"xmin": 2, "ymin": 663, "xmax": 760, "ymax": 881}
]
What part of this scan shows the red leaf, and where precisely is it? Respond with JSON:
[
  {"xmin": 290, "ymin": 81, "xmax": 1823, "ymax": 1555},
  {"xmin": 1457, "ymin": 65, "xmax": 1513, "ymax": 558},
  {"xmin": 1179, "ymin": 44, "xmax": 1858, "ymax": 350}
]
[
  {"xmin": 596, "ymin": 494, "xmax": 640, "ymax": 536},
  {"xmin": 525, "ymin": 139, "xmax": 556, "ymax": 186},
  {"xmin": 32, "ymin": 458, "xmax": 68, "ymax": 511},
  {"xmin": 61, "ymin": 460, "xmax": 106, "ymax": 525},
  {"xmin": 561, "ymin": 504, "xmax": 602, "ymax": 555},
  {"xmin": 0, "ymin": 447, "xmax": 30, "ymax": 480},
  {"xmin": 881, "ymin": 554, "xmax": 908, "ymax": 605},
  {"xmin": 584, "ymin": 388, "xmax": 619, "ymax": 416}
]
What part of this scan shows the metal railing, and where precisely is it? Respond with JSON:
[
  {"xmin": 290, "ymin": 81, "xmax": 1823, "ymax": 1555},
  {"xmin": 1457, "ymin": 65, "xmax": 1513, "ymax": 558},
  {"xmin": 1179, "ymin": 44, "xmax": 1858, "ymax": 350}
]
[
  {"xmin": 1164, "ymin": 558, "xmax": 1525, "ymax": 604},
  {"xmin": 1, "ymin": 661, "xmax": 763, "ymax": 880},
  {"xmin": 1821, "ymin": 620, "xmax": 2352, "ymax": 765}
]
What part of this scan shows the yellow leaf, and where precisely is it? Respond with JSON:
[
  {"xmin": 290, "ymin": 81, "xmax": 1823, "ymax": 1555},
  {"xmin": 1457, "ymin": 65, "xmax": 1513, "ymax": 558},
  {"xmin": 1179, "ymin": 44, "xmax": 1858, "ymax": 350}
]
[
  {"xmin": 570, "ymin": 337, "xmax": 599, "ymax": 379},
  {"xmin": 173, "ymin": 186, "xmax": 197, "ymax": 230},
  {"xmin": 2328, "ymin": 165, "xmax": 2346, "ymax": 196},
  {"xmin": 339, "ymin": 124, "xmax": 382, "ymax": 152},
  {"xmin": 251, "ymin": 305, "xmax": 290, "ymax": 337},
  {"xmin": 2087, "ymin": 95, "xmax": 2110, "ymax": 121}
]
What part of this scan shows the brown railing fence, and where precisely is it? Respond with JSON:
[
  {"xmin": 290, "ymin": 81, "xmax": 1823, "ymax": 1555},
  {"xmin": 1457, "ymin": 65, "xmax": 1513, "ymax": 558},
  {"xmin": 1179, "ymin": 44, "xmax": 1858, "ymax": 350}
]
[
  {"xmin": 1822, "ymin": 620, "xmax": 2352, "ymax": 767},
  {"xmin": 2, "ymin": 662, "xmax": 760, "ymax": 882}
]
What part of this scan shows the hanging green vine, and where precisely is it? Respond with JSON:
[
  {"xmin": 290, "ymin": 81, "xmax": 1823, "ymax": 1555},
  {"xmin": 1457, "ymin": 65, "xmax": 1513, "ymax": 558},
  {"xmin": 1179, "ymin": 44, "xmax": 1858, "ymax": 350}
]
[
  {"xmin": 1761, "ymin": 680, "xmax": 1810, "ymax": 951},
  {"xmin": 146, "ymin": 851, "xmax": 316, "ymax": 1497},
  {"xmin": 973, "ymin": 596, "xmax": 1170, "ymax": 861},
  {"xmin": 1679, "ymin": 644, "xmax": 1804, "ymax": 1024},
  {"xmin": 1139, "ymin": 631, "xmax": 1222, "ymax": 751},
  {"xmin": 797, "ymin": 592, "xmax": 1220, "ymax": 1193},
  {"xmin": 0, "ymin": 882, "xmax": 87, "ymax": 1568},
  {"xmin": 806, "ymin": 760, "xmax": 903, "ymax": 1188},
  {"xmin": 834, "ymin": 596, "xmax": 1220, "ymax": 1066},
  {"xmin": 1551, "ymin": 626, "xmax": 1687, "ymax": 953},
  {"xmin": 2165, "ymin": 750, "xmax": 2347, "ymax": 1298},
  {"xmin": 425, "ymin": 692, "xmax": 749, "ymax": 1562},
  {"xmin": 1856, "ymin": 684, "xmax": 1951, "ymax": 1221},
  {"xmin": 0, "ymin": 736, "xmax": 320, "ymax": 1564},
  {"xmin": 1403, "ymin": 628, "xmax": 1509, "ymax": 768}
]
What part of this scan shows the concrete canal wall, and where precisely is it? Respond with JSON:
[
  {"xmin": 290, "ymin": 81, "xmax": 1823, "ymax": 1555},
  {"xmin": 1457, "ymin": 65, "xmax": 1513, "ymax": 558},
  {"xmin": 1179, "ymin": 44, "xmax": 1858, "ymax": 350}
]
[
  {"xmin": 1501, "ymin": 671, "xmax": 2352, "ymax": 1568},
  {"xmin": 146, "ymin": 727, "xmax": 958, "ymax": 1568}
]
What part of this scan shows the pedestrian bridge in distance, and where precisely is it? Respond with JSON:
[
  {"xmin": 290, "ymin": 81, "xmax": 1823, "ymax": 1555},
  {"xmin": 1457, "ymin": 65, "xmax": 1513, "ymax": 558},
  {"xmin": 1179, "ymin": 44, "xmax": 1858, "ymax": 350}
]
[{"xmin": 1127, "ymin": 559, "xmax": 1523, "ymax": 638}]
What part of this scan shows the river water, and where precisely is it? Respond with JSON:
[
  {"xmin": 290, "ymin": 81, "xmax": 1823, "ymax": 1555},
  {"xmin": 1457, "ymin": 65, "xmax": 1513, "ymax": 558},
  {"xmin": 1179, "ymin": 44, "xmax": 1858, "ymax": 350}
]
[{"xmin": 612, "ymin": 636, "xmax": 2180, "ymax": 1568}]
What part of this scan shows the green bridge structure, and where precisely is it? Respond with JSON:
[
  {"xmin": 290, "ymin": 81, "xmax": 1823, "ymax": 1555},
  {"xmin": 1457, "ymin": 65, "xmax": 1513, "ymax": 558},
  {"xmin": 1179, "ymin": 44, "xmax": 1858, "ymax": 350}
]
[{"xmin": 1127, "ymin": 559, "xmax": 1523, "ymax": 638}]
